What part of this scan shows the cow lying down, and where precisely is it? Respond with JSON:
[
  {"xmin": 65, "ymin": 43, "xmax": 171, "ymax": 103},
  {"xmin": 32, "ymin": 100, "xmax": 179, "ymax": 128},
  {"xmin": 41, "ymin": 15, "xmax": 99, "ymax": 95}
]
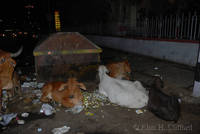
[
  {"xmin": 98, "ymin": 65, "xmax": 149, "ymax": 108},
  {"xmin": 40, "ymin": 77, "xmax": 86, "ymax": 109},
  {"xmin": 147, "ymin": 77, "xmax": 180, "ymax": 122}
]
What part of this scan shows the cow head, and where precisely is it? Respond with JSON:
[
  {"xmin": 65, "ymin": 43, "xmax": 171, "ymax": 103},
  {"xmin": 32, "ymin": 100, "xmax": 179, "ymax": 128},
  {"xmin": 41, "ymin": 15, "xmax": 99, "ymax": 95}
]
[
  {"xmin": 0, "ymin": 50, "xmax": 16, "ymax": 74},
  {"xmin": 106, "ymin": 60, "xmax": 132, "ymax": 80},
  {"xmin": 61, "ymin": 77, "xmax": 86, "ymax": 107},
  {"xmin": 0, "ymin": 47, "xmax": 23, "ymax": 83}
]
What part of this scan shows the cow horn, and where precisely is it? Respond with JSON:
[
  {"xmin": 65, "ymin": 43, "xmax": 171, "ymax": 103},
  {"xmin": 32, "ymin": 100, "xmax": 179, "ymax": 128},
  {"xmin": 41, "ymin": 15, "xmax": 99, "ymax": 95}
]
[{"xmin": 11, "ymin": 46, "xmax": 23, "ymax": 57}]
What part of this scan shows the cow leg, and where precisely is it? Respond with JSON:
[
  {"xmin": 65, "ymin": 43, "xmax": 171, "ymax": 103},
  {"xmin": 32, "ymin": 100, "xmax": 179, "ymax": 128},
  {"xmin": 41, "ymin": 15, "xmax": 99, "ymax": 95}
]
[{"xmin": 0, "ymin": 88, "xmax": 2, "ymax": 112}]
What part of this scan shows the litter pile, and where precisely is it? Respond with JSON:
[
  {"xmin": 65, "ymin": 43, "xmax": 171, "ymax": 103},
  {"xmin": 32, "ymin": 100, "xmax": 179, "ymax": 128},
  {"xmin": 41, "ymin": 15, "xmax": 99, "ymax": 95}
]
[{"xmin": 82, "ymin": 90, "xmax": 110, "ymax": 111}]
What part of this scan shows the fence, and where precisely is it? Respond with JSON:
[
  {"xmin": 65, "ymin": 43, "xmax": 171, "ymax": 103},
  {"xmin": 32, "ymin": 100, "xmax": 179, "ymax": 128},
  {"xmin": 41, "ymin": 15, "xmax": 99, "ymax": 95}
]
[
  {"xmin": 134, "ymin": 13, "xmax": 200, "ymax": 40},
  {"xmin": 79, "ymin": 13, "xmax": 200, "ymax": 41}
]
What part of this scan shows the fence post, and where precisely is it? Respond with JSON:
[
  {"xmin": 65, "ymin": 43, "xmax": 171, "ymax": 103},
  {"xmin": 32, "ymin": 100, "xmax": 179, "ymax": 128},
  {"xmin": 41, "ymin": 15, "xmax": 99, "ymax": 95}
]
[
  {"xmin": 187, "ymin": 12, "xmax": 191, "ymax": 40},
  {"xmin": 193, "ymin": 12, "xmax": 197, "ymax": 40},
  {"xmin": 190, "ymin": 15, "xmax": 194, "ymax": 40},
  {"xmin": 180, "ymin": 13, "xmax": 184, "ymax": 39},
  {"xmin": 169, "ymin": 15, "xmax": 172, "ymax": 38},
  {"xmin": 193, "ymin": 43, "xmax": 200, "ymax": 97},
  {"xmin": 198, "ymin": 23, "xmax": 200, "ymax": 40},
  {"xmin": 159, "ymin": 16, "xmax": 162, "ymax": 38}
]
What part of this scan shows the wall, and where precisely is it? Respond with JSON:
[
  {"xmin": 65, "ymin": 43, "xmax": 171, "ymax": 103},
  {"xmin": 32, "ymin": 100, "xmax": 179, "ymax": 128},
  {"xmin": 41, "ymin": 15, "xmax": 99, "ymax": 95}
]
[{"xmin": 87, "ymin": 35, "xmax": 199, "ymax": 67}]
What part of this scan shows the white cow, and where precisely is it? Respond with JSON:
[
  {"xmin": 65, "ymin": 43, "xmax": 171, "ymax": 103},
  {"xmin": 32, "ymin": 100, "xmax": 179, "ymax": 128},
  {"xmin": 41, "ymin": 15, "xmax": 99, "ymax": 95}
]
[{"xmin": 98, "ymin": 65, "xmax": 149, "ymax": 108}]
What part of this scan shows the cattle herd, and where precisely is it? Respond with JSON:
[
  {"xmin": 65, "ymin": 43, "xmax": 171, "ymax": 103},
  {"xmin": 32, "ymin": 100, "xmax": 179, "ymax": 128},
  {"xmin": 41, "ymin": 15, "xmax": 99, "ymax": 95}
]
[{"xmin": 0, "ymin": 48, "xmax": 180, "ymax": 123}]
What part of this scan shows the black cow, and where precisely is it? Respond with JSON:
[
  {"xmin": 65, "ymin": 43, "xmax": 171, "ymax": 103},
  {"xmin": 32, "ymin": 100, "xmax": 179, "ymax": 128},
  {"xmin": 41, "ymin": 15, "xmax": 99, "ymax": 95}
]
[{"xmin": 147, "ymin": 77, "xmax": 180, "ymax": 122}]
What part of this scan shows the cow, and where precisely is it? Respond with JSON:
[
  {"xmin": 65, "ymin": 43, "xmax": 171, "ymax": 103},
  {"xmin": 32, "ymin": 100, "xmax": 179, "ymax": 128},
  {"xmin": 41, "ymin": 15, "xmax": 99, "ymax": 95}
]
[
  {"xmin": 147, "ymin": 76, "xmax": 180, "ymax": 122},
  {"xmin": 0, "ymin": 46, "xmax": 23, "ymax": 112},
  {"xmin": 98, "ymin": 65, "xmax": 149, "ymax": 108},
  {"xmin": 106, "ymin": 60, "xmax": 132, "ymax": 80},
  {"xmin": 40, "ymin": 77, "xmax": 86, "ymax": 108}
]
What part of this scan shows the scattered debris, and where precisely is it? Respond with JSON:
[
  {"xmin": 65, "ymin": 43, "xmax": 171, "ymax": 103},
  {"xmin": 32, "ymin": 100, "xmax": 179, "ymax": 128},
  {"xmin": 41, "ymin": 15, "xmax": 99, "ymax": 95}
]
[
  {"xmin": 135, "ymin": 109, "xmax": 146, "ymax": 114},
  {"xmin": 21, "ymin": 81, "xmax": 44, "ymax": 89},
  {"xmin": 0, "ymin": 113, "xmax": 17, "ymax": 126},
  {"xmin": 32, "ymin": 99, "xmax": 41, "ymax": 104},
  {"xmin": 83, "ymin": 90, "xmax": 109, "ymax": 110},
  {"xmin": 85, "ymin": 112, "xmax": 94, "ymax": 116},
  {"xmin": 26, "ymin": 77, "xmax": 32, "ymax": 81},
  {"xmin": 22, "ymin": 82, "xmax": 36, "ymax": 88},
  {"xmin": 65, "ymin": 104, "xmax": 83, "ymax": 114},
  {"xmin": 21, "ymin": 113, "xmax": 29, "ymax": 118},
  {"xmin": 32, "ymin": 89, "xmax": 42, "ymax": 98},
  {"xmin": 37, "ymin": 128, "xmax": 42, "ymax": 132},
  {"xmin": 18, "ymin": 70, "xmax": 22, "ymax": 75},
  {"xmin": 17, "ymin": 119, "xmax": 25, "ymax": 125},
  {"xmin": 37, "ymin": 83, "xmax": 45, "ymax": 89},
  {"xmin": 40, "ymin": 104, "xmax": 55, "ymax": 116},
  {"xmin": 178, "ymin": 98, "xmax": 182, "ymax": 103},
  {"xmin": 153, "ymin": 67, "xmax": 159, "ymax": 70},
  {"xmin": 52, "ymin": 125, "xmax": 70, "ymax": 134}
]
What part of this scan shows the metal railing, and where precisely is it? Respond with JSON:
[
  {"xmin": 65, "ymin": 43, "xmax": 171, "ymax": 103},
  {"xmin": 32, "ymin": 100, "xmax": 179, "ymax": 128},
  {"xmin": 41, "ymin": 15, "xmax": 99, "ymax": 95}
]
[
  {"xmin": 134, "ymin": 13, "xmax": 200, "ymax": 40},
  {"xmin": 71, "ymin": 13, "xmax": 200, "ymax": 41}
]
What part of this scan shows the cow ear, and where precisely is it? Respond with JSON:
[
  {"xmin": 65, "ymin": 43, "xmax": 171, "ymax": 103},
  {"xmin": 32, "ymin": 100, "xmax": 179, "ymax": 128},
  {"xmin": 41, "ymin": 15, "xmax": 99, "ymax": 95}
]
[{"xmin": 79, "ymin": 83, "xmax": 86, "ymax": 90}]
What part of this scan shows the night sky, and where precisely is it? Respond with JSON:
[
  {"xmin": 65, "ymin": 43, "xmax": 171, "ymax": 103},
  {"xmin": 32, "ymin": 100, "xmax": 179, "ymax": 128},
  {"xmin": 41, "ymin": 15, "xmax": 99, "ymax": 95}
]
[
  {"xmin": 0, "ymin": 0, "xmax": 110, "ymax": 23},
  {"xmin": 0, "ymin": 1, "xmax": 24, "ymax": 20},
  {"xmin": 1, "ymin": 0, "xmax": 200, "ymax": 33}
]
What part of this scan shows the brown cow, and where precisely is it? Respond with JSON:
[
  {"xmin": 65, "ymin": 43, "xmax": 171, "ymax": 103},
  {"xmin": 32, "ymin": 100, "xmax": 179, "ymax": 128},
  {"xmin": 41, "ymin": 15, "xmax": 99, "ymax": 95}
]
[
  {"xmin": 40, "ymin": 77, "xmax": 86, "ymax": 108},
  {"xmin": 106, "ymin": 60, "xmax": 132, "ymax": 80},
  {"xmin": 0, "ymin": 47, "xmax": 22, "ymax": 112}
]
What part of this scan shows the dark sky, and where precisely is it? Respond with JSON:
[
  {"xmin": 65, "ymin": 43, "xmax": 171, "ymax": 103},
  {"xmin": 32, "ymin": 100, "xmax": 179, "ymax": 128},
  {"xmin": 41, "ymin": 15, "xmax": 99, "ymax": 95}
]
[
  {"xmin": 0, "ymin": 1, "xmax": 24, "ymax": 20},
  {"xmin": 0, "ymin": 0, "xmax": 111, "ymax": 27}
]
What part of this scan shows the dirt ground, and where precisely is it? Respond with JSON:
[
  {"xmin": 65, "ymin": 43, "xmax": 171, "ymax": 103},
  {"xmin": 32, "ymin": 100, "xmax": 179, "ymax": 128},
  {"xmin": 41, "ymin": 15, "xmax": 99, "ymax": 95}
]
[{"xmin": 1, "ymin": 47, "xmax": 200, "ymax": 134}]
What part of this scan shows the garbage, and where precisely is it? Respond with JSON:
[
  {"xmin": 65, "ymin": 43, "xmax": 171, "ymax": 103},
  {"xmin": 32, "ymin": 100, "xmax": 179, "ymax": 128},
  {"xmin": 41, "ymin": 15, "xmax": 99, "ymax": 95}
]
[
  {"xmin": 153, "ymin": 74, "xmax": 163, "ymax": 80},
  {"xmin": 52, "ymin": 125, "xmax": 70, "ymax": 134},
  {"xmin": 21, "ymin": 82, "xmax": 34, "ymax": 88},
  {"xmin": 26, "ymin": 77, "xmax": 32, "ymax": 81},
  {"xmin": 40, "ymin": 104, "xmax": 55, "ymax": 116},
  {"xmin": 32, "ymin": 99, "xmax": 41, "ymax": 104},
  {"xmin": 37, "ymin": 83, "xmax": 45, "ymax": 89},
  {"xmin": 37, "ymin": 128, "xmax": 42, "ymax": 132},
  {"xmin": 85, "ymin": 112, "xmax": 94, "ymax": 116},
  {"xmin": 178, "ymin": 98, "xmax": 182, "ymax": 103},
  {"xmin": 17, "ymin": 119, "xmax": 25, "ymax": 125},
  {"xmin": 135, "ymin": 109, "xmax": 144, "ymax": 114},
  {"xmin": 2, "ymin": 91, "xmax": 8, "ymax": 110},
  {"xmin": 0, "ymin": 113, "xmax": 17, "ymax": 126},
  {"xmin": 2, "ymin": 91, "xmax": 8, "ymax": 100},
  {"xmin": 82, "ymin": 90, "xmax": 109, "ymax": 110},
  {"xmin": 153, "ymin": 67, "xmax": 159, "ymax": 70},
  {"xmin": 18, "ymin": 70, "xmax": 22, "ymax": 75},
  {"xmin": 32, "ymin": 90, "xmax": 42, "ymax": 98},
  {"xmin": 65, "ymin": 104, "xmax": 83, "ymax": 114},
  {"xmin": 21, "ymin": 112, "xmax": 29, "ymax": 118},
  {"xmin": 22, "ymin": 82, "xmax": 44, "ymax": 89}
]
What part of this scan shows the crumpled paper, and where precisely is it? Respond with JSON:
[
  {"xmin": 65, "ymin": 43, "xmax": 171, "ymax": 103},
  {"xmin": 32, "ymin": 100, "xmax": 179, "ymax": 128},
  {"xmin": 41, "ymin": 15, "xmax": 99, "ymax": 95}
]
[
  {"xmin": 0, "ymin": 113, "xmax": 17, "ymax": 126},
  {"xmin": 52, "ymin": 125, "xmax": 70, "ymax": 134}
]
